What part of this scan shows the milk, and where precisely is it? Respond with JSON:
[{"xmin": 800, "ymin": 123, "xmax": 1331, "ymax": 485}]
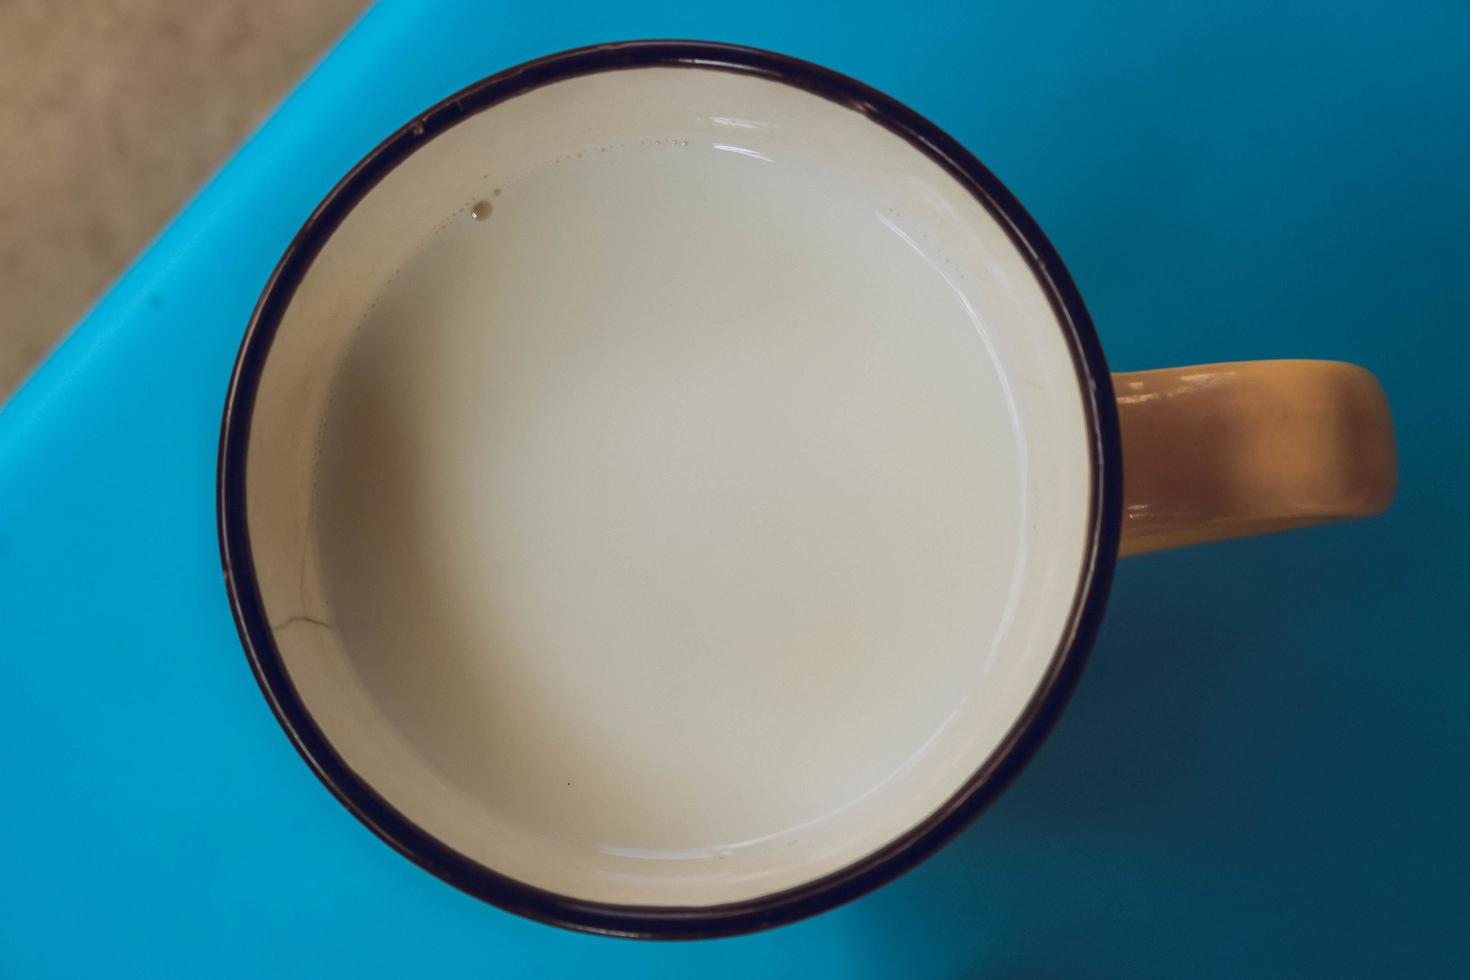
[{"xmin": 312, "ymin": 140, "xmax": 1025, "ymax": 858}]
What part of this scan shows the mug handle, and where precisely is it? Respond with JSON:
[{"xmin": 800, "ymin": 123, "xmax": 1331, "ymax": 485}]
[{"xmin": 1115, "ymin": 360, "xmax": 1396, "ymax": 556}]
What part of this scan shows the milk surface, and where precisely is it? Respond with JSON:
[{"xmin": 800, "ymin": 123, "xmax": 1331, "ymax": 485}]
[{"xmin": 313, "ymin": 140, "xmax": 1026, "ymax": 856}]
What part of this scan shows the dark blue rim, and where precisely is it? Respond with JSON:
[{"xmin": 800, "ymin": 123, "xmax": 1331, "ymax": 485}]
[{"xmin": 218, "ymin": 40, "xmax": 1122, "ymax": 940}]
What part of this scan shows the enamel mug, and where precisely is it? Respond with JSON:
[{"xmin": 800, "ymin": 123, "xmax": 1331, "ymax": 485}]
[{"xmin": 219, "ymin": 42, "xmax": 1395, "ymax": 938}]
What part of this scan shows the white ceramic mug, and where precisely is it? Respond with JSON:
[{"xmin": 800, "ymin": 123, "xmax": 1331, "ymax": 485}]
[{"xmin": 219, "ymin": 41, "xmax": 1395, "ymax": 938}]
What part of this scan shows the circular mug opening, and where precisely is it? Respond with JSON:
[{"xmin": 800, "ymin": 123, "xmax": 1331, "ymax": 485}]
[{"xmin": 220, "ymin": 41, "xmax": 1118, "ymax": 937}]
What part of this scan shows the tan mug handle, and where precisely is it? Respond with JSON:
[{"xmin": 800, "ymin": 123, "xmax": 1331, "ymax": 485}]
[{"xmin": 1116, "ymin": 360, "xmax": 1396, "ymax": 556}]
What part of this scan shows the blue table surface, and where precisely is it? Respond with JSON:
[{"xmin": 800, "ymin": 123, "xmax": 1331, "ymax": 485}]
[{"xmin": 4, "ymin": 1, "xmax": 1469, "ymax": 976}]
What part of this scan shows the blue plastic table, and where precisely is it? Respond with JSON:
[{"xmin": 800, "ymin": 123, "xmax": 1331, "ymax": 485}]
[{"xmin": 4, "ymin": 1, "xmax": 1468, "ymax": 975}]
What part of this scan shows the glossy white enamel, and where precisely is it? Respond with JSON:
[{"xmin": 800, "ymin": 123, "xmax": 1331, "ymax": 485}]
[{"xmin": 244, "ymin": 66, "xmax": 1092, "ymax": 907}]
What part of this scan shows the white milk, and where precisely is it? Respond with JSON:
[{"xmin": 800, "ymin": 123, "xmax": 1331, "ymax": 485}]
[{"xmin": 312, "ymin": 141, "xmax": 1025, "ymax": 860}]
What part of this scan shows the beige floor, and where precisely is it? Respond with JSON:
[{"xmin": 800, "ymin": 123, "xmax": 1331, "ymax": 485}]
[{"xmin": 0, "ymin": 0, "xmax": 368, "ymax": 399}]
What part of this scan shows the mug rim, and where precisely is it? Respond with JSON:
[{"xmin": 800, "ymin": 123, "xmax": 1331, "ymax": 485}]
[{"xmin": 217, "ymin": 38, "xmax": 1122, "ymax": 940}]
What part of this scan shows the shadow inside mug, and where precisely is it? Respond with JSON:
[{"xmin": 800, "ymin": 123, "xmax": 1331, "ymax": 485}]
[{"xmin": 312, "ymin": 334, "xmax": 680, "ymax": 841}]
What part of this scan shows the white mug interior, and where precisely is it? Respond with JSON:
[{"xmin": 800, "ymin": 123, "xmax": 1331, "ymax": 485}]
[{"xmin": 240, "ymin": 63, "xmax": 1095, "ymax": 908}]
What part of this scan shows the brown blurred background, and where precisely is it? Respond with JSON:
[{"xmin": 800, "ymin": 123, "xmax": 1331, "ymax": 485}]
[{"xmin": 0, "ymin": 0, "xmax": 367, "ymax": 399}]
